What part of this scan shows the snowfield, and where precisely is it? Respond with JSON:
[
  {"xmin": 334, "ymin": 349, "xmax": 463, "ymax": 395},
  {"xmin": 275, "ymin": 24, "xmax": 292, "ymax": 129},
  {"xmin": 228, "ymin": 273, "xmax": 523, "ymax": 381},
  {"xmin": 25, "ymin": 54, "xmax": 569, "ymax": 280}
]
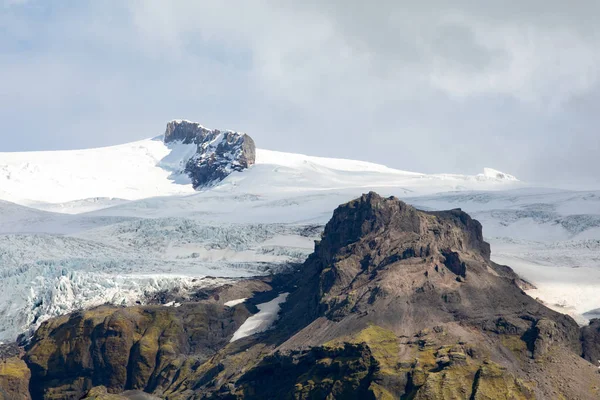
[
  {"xmin": 230, "ymin": 293, "xmax": 289, "ymax": 342},
  {"xmin": 0, "ymin": 136, "xmax": 598, "ymax": 342},
  {"xmin": 0, "ymin": 137, "xmax": 196, "ymax": 206}
]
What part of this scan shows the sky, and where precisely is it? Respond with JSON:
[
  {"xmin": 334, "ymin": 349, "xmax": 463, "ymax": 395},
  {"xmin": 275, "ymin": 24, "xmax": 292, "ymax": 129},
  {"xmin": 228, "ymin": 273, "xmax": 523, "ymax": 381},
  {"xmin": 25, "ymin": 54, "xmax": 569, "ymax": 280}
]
[{"xmin": 1, "ymin": 1, "xmax": 599, "ymax": 188}]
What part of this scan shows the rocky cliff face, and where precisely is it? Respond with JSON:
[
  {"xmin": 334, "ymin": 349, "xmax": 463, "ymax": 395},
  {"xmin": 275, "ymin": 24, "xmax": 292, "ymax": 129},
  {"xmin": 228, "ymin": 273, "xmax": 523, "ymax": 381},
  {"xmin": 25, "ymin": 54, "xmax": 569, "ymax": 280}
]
[
  {"xmin": 582, "ymin": 318, "xmax": 600, "ymax": 364},
  {"xmin": 212, "ymin": 193, "xmax": 599, "ymax": 399},
  {"xmin": 163, "ymin": 120, "xmax": 256, "ymax": 188},
  {"xmin": 4, "ymin": 193, "xmax": 600, "ymax": 399},
  {"xmin": 23, "ymin": 278, "xmax": 272, "ymax": 400}
]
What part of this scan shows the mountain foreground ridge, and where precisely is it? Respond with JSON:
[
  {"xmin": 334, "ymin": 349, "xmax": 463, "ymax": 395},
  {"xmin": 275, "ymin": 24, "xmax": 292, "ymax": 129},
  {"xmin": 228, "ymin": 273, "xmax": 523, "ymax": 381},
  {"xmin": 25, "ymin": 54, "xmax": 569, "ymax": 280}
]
[{"xmin": 2, "ymin": 192, "xmax": 599, "ymax": 399}]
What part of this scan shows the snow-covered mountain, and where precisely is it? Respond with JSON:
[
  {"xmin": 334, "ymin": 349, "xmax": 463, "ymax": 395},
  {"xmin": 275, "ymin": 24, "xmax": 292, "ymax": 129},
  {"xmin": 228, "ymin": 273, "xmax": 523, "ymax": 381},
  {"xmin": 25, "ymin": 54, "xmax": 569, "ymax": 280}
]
[
  {"xmin": 0, "ymin": 121, "xmax": 598, "ymax": 343},
  {"xmin": 0, "ymin": 132, "xmax": 518, "ymax": 210}
]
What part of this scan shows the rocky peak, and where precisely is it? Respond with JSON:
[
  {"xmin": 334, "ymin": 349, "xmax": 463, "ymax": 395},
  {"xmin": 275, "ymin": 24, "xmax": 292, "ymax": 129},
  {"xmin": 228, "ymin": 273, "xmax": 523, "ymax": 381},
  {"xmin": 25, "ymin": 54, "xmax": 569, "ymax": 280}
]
[
  {"xmin": 163, "ymin": 120, "xmax": 256, "ymax": 188},
  {"xmin": 315, "ymin": 192, "xmax": 490, "ymax": 267},
  {"xmin": 258, "ymin": 192, "xmax": 596, "ymax": 399},
  {"xmin": 287, "ymin": 192, "xmax": 577, "ymax": 339},
  {"xmin": 317, "ymin": 192, "xmax": 421, "ymax": 257}
]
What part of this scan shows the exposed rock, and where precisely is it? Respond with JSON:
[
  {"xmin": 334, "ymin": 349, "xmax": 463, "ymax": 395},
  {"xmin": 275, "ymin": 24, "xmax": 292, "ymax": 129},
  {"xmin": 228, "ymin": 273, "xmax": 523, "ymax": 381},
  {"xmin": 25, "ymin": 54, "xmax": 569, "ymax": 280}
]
[
  {"xmin": 283, "ymin": 192, "xmax": 579, "ymax": 335},
  {"xmin": 0, "ymin": 356, "xmax": 31, "ymax": 400},
  {"xmin": 0, "ymin": 345, "xmax": 21, "ymax": 363},
  {"xmin": 163, "ymin": 120, "xmax": 256, "ymax": 188},
  {"xmin": 232, "ymin": 343, "xmax": 379, "ymax": 400},
  {"xmin": 25, "ymin": 301, "xmax": 252, "ymax": 399},
  {"xmin": 441, "ymin": 250, "xmax": 467, "ymax": 278},
  {"xmin": 529, "ymin": 319, "xmax": 559, "ymax": 359},
  {"xmin": 581, "ymin": 318, "xmax": 600, "ymax": 364}
]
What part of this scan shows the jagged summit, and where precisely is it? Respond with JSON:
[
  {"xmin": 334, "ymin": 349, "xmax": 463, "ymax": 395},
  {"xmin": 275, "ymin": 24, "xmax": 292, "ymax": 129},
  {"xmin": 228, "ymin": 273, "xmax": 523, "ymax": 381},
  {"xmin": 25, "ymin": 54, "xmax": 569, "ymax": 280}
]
[
  {"xmin": 315, "ymin": 192, "xmax": 491, "ymax": 263},
  {"xmin": 164, "ymin": 120, "xmax": 256, "ymax": 188},
  {"xmin": 164, "ymin": 119, "xmax": 240, "ymax": 144}
]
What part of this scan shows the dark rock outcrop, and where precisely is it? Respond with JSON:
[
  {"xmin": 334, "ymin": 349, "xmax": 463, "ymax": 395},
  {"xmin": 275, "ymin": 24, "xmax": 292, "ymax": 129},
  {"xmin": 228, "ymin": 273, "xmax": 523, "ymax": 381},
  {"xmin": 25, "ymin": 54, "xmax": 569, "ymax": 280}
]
[
  {"xmin": 25, "ymin": 301, "xmax": 252, "ymax": 400},
  {"xmin": 582, "ymin": 318, "xmax": 600, "ymax": 364},
  {"xmin": 234, "ymin": 344, "xmax": 379, "ymax": 400},
  {"xmin": 163, "ymin": 120, "xmax": 256, "ymax": 188}
]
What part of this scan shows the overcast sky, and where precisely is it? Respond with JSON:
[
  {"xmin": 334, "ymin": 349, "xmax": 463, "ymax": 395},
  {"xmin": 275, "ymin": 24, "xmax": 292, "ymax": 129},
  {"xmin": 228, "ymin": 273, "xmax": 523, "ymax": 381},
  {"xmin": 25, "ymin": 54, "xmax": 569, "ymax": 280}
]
[{"xmin": 1, "ymin": 1, "xmax": 599, "ymax": 187}]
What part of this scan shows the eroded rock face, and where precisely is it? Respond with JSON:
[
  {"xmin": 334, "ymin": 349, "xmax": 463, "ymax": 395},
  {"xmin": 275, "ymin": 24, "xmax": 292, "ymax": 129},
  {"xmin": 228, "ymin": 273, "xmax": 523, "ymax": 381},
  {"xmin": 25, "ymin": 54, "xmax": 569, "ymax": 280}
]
[
  {"xmin": 164, "ymin": 120, "xmax": 256, "ymax": 188},
  {"xmin": 256, "ymin": 192, "xmax": 589, "ymax": 399},
  {"xmin": 25, "ymin": 302, "xmax": 251, "ymax": 400}
]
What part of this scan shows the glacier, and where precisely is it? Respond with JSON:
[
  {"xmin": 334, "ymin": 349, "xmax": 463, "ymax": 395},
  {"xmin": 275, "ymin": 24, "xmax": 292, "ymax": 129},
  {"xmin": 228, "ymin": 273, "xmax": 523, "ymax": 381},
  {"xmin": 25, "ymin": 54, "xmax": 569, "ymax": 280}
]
[{"xmin": 0, "ymin": 134, "xmax": 599, "ymax": 343}]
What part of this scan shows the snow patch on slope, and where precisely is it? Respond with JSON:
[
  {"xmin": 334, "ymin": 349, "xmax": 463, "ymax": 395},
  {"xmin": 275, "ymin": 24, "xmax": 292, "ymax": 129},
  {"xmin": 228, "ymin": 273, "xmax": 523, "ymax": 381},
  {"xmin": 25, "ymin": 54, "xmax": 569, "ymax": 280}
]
[
  {"xmin": 224, "ymin": 298, "xmax": 247, "ymax": 307},
  {"xmin": 230, "ymin": 293, "xmax": 288, "ymax": 342}
]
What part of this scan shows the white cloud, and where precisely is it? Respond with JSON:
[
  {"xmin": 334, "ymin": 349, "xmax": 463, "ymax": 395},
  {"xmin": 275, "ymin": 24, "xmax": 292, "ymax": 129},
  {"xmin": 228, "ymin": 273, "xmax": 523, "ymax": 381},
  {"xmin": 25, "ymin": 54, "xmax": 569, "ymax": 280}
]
[
  {"xmin": 0, "ymin": 0, "xmax": 599, "ymax": 187},
  {"xmin": 116, "ymin": 1, "xmax": 600, "ymax": 110}
]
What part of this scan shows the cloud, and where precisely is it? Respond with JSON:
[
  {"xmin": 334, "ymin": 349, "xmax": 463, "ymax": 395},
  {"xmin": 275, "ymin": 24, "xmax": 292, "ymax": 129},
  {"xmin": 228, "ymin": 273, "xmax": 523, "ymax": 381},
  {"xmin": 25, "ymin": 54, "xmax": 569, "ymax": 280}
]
[{"xmin": 0, "ymin": 0, "xmax": 599, "ymax": 187}]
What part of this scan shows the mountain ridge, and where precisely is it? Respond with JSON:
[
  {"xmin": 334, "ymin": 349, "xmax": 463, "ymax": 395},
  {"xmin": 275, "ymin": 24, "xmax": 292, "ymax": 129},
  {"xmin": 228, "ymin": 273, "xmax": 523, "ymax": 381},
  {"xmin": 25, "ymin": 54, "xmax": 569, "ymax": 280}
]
[
  {"xmin": 0, "ymin": 121, "xmax": 597, "ymax": 354},
  {"xmin": 0, "ymin": 120, "xmax": 520, "ymax": 208},
  {"xmin": 4, "ymin": 192, "xmax": 599, "ymax": 399}
]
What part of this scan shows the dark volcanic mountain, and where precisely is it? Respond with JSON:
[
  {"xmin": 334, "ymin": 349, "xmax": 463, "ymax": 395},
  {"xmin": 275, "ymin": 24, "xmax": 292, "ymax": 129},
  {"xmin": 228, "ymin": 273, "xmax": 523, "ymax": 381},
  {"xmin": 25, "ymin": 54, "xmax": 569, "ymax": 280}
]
[
  {"xmin": 2, "ymin": 193, "xmax": 600, "ymax": 399},
  {"xmin": 164, "ymin": 120, "xmax": 256, "ymax": 188}
]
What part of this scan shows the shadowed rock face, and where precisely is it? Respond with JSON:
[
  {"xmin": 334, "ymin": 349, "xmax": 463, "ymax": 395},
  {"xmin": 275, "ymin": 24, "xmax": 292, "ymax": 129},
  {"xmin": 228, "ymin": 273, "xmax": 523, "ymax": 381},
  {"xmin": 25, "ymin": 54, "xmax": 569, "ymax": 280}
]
[
  {"xmin": 24, "ymin": 302, "xmax": 253, "ymax": 400},
  {"xmin": 582, "ymin": 319, "xmax": 600, "ymax": 364},
  {"xmin": 164, "ymin": 120, "xmax": 256, "ymax": 188},
  {"xmin": 234, "ymin": 343, "xmax": 379, "ymax": 400},
  {"xmin": 6, "ymin": 193, "xmax": 600, "ymax": 400}
]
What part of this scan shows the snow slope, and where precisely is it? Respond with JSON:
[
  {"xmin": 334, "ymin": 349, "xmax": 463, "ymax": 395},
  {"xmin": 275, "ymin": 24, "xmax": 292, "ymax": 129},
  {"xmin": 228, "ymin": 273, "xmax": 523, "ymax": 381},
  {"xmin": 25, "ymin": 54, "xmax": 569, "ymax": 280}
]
[
  {"xmin": 0, "ymin": 135, "xmax": 598, "ymax": 342},
  {"xmin": 0, "ymin": 138, "xmax": 519, "ymax": 211},
  {"xmin": 0, "ymin": 137, "xmax": 196, "ymax": 206}
]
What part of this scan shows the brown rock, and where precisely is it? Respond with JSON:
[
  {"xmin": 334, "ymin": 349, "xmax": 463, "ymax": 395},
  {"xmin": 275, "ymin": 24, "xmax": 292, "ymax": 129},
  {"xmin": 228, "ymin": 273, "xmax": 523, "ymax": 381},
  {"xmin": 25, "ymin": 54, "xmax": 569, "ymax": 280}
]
[{"xmin": 0, "ymin": 356, "xmax": 31, "ymax": 400}]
